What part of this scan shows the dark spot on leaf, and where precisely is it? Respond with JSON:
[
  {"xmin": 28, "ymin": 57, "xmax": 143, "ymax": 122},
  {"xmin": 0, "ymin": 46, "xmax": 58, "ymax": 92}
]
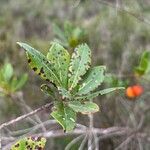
[
  {"xmin": 15, "ymin": 143, "xmax": 20, "ymax": 147},
  {"xmin": 52, "ymin": 83, "xmax": 57, "ymax": 88},
  {"xmin": 33, "ymin": 67, "xmax": 37, "ymax": 71},
  {"xmin": 31, "ymin": 137, "xmax": 35, "ymax": 141},
  {"xmin": 38, "ymin": 72, "xmax": 41, "ymax": 76},
  {"xmin": 40, "ymin": 67, "xmax": 44, "ymax": 74},
  {"xmin": 46, "ymin": 79, "xmax": 50, "ymax": 82},
  {"xmin": 35, "ymin": 145, "xmax": 39, "ymax": 149},
  {"xmin": 37, "ymin": 137, "xmax": 41, "ymax": 141},
  {"xmin": 28, "ymin": 59, "xmax": 31, "ymax": 63},
  {"xmin": 27, "ymin": 145, "xmax": 30, "ymax": 149}
]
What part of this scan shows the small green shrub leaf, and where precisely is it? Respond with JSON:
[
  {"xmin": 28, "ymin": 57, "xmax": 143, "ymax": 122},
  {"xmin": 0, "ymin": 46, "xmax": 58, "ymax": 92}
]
[
  {"xmin": 68, "ymin": 101, "xmax": 99, "ymax": 114},
  {"xmin": 47, "ymin": 42, "xmax": 70, "ymax": 88},
  {"xmin": 3, "ymin": 63, "xmax": 13, "ymax": 82},
  {"xmin": 51, "ymin": 102, "xmax": 76, "ymax": 132},
  {"xmin": 77, "ymin": 66, "xmax": 105, "ymax": 95},
  {"xmin": 13, "ymin": 74, "xmax": 28, "ymax": 91},
  {"xmin": 17, "ymin": 42, "xmax": 61, "ymax": 87},
  {"xmin": 11, "ymin": 138, "xmax": 25, "ymax": 150},
  {"xmin": 53, "ymin": 23, "xmax": 68, "ymax": 44},
  {"xmin": 75, "ymin": 87, "xmax": 125, "ymax": 100},
  {"xmin": 135, "ymin": 51, "xmax": 150, "ymax": 76},
  {"xmin": 68, "ymin": 44, "xmax": 91, "ymax": 90},
  {"xmin": 11, "ymin": 137, "xmax": 46, "ymax": 150}
]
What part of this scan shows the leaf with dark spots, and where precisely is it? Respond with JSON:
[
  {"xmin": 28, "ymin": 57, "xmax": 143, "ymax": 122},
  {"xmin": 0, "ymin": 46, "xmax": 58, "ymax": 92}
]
[
  {"xmin": 68, "ymin": 44, "xmax": 91, "ymax": 91},
  {"xmin": 47, "ymin": 42, "xmax": 70, "ymax": 88},
  {"xmin": 11, "ymin": 137, "xmax": 46, "ymax": 150},
  {"xmin": 77, "ymin": 66, "xmax": 106, "ymax": 95},
  {"xmin": 17, "ymin": 42, "xmax": 61, "ymax": 87}
]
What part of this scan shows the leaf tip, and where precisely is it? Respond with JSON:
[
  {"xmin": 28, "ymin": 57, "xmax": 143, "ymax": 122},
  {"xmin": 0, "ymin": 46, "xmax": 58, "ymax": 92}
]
[
  {"xmin": 16, "ymin": 41, "xmax": 21, "ymax": 45},
  {"xmin": 16, "ymin": 42, "xmax": 24, "ymax": 48}
]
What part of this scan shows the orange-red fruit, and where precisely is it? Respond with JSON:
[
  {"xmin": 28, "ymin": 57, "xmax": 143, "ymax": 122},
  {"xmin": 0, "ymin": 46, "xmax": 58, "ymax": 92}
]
[{"xmin": 126, "ymin": 85, "xmax": 143, "ymax": 98}]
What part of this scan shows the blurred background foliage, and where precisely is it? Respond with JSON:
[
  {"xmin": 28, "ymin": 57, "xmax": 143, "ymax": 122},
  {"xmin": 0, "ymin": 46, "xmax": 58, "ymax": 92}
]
[{"xmin": 0, "ymin": 0, "xmax": 150, "ymax": 149}]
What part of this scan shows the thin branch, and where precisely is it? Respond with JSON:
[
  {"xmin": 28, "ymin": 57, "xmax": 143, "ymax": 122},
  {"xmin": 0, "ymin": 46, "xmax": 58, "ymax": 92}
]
[
  {"xmin": 115, "ymin": 134, "xmax": 135, "ymax": 150},
  {"xmin": 2, "ymin": 126, "xmax": 149, "ymax": 150},
  {"xmin": 93, "ymin": 133, "xmax": 99, "ymax": 150},
  {"xmin": 88, "ymin": 114, "xmax": 94, "ymax": 150},
  {"xmin": 79, "ymin": 134, "xmax": 88, "ymax": 150},
  {"xmin": 65, "ymin": 135, "xmax": 84, "ymax": 150},
  {"xmin": 97, "ymin": 0, "xmax": 150, "ymax": 25},
  {"xmin": 0, "ymin": 102, "xmax": 53, "ymax": 130},
  {"xmin": 12, "ymin": 93, "xmax": 47, "ymax": 131}
]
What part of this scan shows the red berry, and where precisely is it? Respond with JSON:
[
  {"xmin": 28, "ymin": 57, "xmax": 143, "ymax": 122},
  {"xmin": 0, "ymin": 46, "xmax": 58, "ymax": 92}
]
[
  {"xmin": 132, "ymin": 85, "xmax": 143, "ymax": 97},
  {"xmin": 126, "ymin": 85, "xmax": 143, "ymax": 99},
  {"xmin": 126, "ymin": 87, "xmax": 135, "ymax": 98}
]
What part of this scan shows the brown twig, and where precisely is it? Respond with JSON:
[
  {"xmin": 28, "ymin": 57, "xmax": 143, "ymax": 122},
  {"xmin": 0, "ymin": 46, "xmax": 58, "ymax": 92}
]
[
  {"xmin": 2, "ymin": 126, "xmax": 149, "ymax": 150},
  {"xmin": 0, "ymin": 102, "xmax": 53, "ymax": 130}
]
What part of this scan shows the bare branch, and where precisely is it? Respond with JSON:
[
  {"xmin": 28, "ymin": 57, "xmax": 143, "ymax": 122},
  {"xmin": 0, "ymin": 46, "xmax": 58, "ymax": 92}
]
[{"xmin": 0, "ymin": 102, "xmax": 53, "ymax": 130}]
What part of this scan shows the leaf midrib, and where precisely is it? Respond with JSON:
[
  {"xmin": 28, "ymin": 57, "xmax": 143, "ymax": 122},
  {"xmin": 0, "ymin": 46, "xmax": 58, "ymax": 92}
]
[{"xmin": 70, "ymin": 48, "xmax": 87, "ymax": 90}]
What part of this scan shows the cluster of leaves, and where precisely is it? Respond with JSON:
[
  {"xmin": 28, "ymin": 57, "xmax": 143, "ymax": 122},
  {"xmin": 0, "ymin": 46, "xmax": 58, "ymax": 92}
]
[
  {"xmin": 17, "ymin": 41, "xmax": 124, "ymax": 131},
  {"xmin": 11, "ymin": 137, "xmax": 46, "ymax": 150},
  {"xmin": 135, "ymin": 51, "xmax": 150, "ymax": 78},
  {"xmin": 0, "ymin": 63, "xmax": 28, "ymax": 96},
  {"xmin": 53, "ymin": 22, "xmax": 88, "ymax": 49}
]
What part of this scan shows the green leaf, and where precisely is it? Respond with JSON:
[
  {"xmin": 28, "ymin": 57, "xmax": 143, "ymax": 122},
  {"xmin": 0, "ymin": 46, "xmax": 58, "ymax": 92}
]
[
  {"xmin": 47, "ymin": 42, "xmax": 70, "ymax": 88},
  {"xmin": 51, "ymin": 102, "xmax": 76, "ymax": 132},
  {"xmin": 11, "ymin": 138, "xmax": 26, "ymax": 150},
  {"xmin": 135, "ymin": 51, "xmax": 150, "ymax": 75},
  {"xmin": 68, "ymin": 101, "xmax": 99, "ymax": 114},
  {"xmin": 72, "ymin": 27, "xmax": 84, "ymax": 40},
  {"xmin": 17, "ymin": 42, "xmax": 61, "ymax": 87},
  {"xmin": 77, "ymin": 66, "xmax": 105, "ymax": 95},
  {"xmin": 53, "ymin": 23, "xmax": 67, "ymax": 43},
  {"xmin": 75, "ymin": 87, "xmax": 125, "ymax": 100},
  {"xmin": 68, "ymin": 44, "xmax": 91, "ymax": 90},
  {"xmin": 11, "ymin": 137, "xmax": 46, "ymax": 150},
  {"xmin": 13, "ymin": 74, "xmax": 28, "ymax": 91},
  {"xmin": 64, "ymin": 21, "xmax": 74, "ymax": 39},
  {"xmin": 3, "ymin": 63, "xmax": 13, "ymax": 82}
]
